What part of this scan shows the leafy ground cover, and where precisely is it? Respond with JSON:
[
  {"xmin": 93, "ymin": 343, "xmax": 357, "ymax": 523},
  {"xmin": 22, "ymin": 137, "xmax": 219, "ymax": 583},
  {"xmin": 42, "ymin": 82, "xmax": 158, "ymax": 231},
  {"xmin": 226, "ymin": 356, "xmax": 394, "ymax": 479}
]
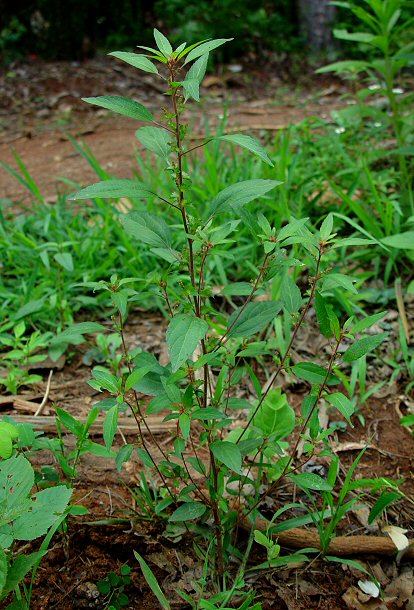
[{"xmin": 1, "ymin": 3, "xmax": 414, "ymax": 608}]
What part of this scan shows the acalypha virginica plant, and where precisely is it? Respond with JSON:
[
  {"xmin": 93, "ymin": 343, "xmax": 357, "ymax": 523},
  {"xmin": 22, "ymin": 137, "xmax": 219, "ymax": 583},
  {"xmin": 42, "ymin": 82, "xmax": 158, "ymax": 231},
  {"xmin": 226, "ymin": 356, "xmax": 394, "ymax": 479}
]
[{"xmin": 70, "ymin": 30, "xmax": 392, "ymax": 606}]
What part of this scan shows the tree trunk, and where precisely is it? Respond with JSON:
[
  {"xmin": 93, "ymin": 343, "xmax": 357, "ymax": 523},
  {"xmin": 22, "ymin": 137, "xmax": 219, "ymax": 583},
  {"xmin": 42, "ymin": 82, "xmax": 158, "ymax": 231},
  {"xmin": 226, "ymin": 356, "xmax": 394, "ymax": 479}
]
[{"xmin": 297, "ymin": 0, "xmax": 336, "ymax": 52}]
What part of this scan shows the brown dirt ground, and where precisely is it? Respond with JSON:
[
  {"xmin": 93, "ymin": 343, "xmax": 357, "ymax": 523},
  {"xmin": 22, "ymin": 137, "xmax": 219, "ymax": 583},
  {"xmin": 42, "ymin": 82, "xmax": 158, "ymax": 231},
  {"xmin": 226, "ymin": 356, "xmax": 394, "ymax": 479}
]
[
  {"xmin": 0, "ymin": 55, "xmax": 345, "ymax": 204},
  {"xmin": 1, "ymin": 57, "xmax": 414, "ymax": 610}
]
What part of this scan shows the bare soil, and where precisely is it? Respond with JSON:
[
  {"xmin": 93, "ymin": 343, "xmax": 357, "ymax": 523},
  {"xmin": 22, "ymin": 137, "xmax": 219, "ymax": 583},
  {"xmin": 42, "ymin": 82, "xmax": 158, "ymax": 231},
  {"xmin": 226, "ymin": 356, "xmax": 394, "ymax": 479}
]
[{"xmin": 1, "ymin": 55, "xmax": 344, "ymax": 204}]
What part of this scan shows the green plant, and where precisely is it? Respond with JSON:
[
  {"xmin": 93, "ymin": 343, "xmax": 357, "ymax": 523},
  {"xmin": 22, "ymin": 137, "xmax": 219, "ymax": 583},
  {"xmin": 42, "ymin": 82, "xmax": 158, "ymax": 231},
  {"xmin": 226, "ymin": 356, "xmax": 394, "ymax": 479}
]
[
  {"xmin": 0, "ymin": 453, "xmax": 73, "ymax": 608},
  {"xmin": 317, "ymin": 0, "xmax": 414, "ymax": 219},
  {"xmin": 97, "ymin": 564, "xmax": 131, "ymax": 609},
  {"xmin": 83, "ymin": 332, "xmax": 123, "ymax": 374},
  {"xmin": 0, "ymin": 321, "xmax": 52, "ymax": 394},
  {"xmin": 298, "ymin": 449, "xmax": 403, "ymax": 556},
  {"xmin": 68, "ymin": 30, "xmax": 396, "ymax": 605}
]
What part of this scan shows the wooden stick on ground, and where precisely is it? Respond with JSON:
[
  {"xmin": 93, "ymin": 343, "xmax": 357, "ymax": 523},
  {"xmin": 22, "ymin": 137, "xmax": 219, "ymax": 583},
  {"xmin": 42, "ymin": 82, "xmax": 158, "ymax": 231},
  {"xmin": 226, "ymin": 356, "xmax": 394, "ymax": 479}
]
[
  {"xmin": 243, "ymin": 517, "xmax": 414, "ymax": 559},
  {"xmin": 9, "ymin": 414, "xmax": 175, "ymax": 435}
]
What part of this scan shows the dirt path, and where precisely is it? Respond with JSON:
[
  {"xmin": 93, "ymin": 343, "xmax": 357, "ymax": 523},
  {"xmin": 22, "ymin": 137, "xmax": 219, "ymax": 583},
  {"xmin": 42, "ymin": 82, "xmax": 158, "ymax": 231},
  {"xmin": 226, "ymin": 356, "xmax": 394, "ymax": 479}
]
[{"xmin": 0, "ymin": 56, "xmax": 344, "ymax": 203}]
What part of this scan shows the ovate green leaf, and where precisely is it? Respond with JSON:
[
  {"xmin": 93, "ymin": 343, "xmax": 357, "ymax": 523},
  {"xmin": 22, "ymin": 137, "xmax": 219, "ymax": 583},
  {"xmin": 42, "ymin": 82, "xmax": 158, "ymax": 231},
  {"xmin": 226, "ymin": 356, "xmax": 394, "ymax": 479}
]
[
  {"xmin": 184, "ymin": 38, "xmax": 233, "ymax": 64},
  {"xmin": 290, "ymin": 472, "xmax": 332, "ymax": 491},
  {"xmin": 351, "ymin": 311, "xmax": 386, "ymax": 334},
  {"xmin": 166, "ymin": 314, "xmax": 208, "ymax": 372},
  {"xmin": 153, "ymin": 28, "xmax": 173, "ymax": 57},
  {"xmin": 122, "ymin": 211, "xmax": 173, "ymax": 249},
  {"xmin": 53, "ymin": 252, "xmax": 74, "ymax": 272},
  {"xmin": 13, "ymin": 486, "xmax": 72, "ymax": 540},
  {"xmin": 69, "ymin": 179, "xmax": 152, "ymax": 201},
  {"xmin": 314, "ymin": 291, "xmax": 332, "ymax": 338},
  {"xmin": 343, "ymin": 333, "xmax": 387, "ymax": 362},
  {"xmin": 136, "ymin": 126, "xmax": 171, "ymax": 159},
  {"xmin": 208, "ymin": 180, "xmax": 281, "ymax": 217},
  {"xmin": 252, "ymin": 389, "xmax": 295, "ymax": 440},
  {"xmin": 281, "ymin": 275, "xmax": 302, "ymax": 314},
  {"xmin": 183, "ymin": 53, "xmax": 209, "ymax": 101},
  {"xmin": 326, "ymin": 392, "xmax": 355, "ymax": 425},
  {"xmin": 210, "ymin": 440, "xmax": 242, "ymax": 473},
  {"xmin": 227, "ymin": 301, "xmax": 281, "ymax": 338},
  {"xmin": 109, "ymin": 51, "xmax": 159, "ymax": 74},
  {"xmin": 103, "ymin": 405, "xmax": 118, "ymax": 450},
  {"xmin": 292, "ymin": 362, "xmax": 339, "ymax": 385},
  {"xmin": 82, "ymin": 96, "xmax": 153, "ymax": 122},
  {"xmin": 215, "ymin": 134, "xmax": 274, "ymax": 166},
  {"xmin": 169, "ymin": 502, "xmax": 207, "ymax": 521}
]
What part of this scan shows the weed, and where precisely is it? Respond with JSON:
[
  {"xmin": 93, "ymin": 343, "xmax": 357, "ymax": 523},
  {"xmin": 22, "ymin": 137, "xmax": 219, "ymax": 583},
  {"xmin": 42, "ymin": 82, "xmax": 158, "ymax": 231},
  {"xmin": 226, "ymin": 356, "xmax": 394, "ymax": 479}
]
[
  {"xmin": 97, "ymin": 564, "xmax": 131, "ymax": 609},
  {"xmin": 66, "ymin": 30, "xmax": 398, "ymax": 606}
]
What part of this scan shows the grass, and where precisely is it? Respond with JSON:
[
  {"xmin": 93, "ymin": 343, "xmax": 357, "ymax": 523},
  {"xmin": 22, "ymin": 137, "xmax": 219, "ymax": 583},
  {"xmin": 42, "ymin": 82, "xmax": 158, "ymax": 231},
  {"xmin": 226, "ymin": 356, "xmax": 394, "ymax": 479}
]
[{"xmin": 0, "ymin": 99, "xmax": 413, "ymax": 384}]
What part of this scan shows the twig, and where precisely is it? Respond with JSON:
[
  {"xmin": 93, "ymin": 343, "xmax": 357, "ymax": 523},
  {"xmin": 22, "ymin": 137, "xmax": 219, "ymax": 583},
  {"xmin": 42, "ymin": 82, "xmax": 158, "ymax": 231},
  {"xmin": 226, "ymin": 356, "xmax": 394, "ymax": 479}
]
[{"xmin": 34, "ymin": 370, "xmax": 53, "ymax": 416}]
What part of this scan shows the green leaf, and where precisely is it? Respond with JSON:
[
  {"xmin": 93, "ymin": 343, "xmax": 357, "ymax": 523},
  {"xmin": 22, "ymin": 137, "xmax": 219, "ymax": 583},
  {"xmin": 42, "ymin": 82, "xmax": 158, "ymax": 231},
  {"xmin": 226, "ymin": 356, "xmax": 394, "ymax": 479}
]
[
  {"xmin": 281, "ymin": 276, "xmax": 302, "ymax": 314},
  {"xmin": 290, "ymin": 472, "xmax": 333, "ymax": 491},
  {"xmin": 53, "ymin": 252, "xmax": 74, "ymax": 272},
  {"xmin": 322, "ymin": 273, "xmax": 358, "ymax": 294},
  {"xmin": 116, "ymin": 444, "xmax": 134, "ymax": 472},
  {"xmin": 90, "ymin": 367, "xmax": 120, "ymax": 394},
  {"xmin": 326, "ymin": 392, "xmax": 355, "ymax": 425},
  {"xmin": 208, "ymin": 180, "xmax": 281, "ymax": 217},
  {"xmin": 166, "ymin": 314, "xmax": 208, "ymax": 372},
  {"xmin": 153, "ymin": 28, "xmax": 172, "ymax": 58},
  {"xmin": 103, "ymin": 405, "xmax": 118, "ymax": 450},
  {"xmin": 343, "ymin": 333, "xmax": 387, "ymax": 362},
  {"xmin": 227, "ymin": 301, "xmax": 281, "ymax": 338},
  {"xmin": 0, "ymin": 422, "xmax": 18, "ymax": 441},
  {"xmin": 351, "ymin": 311, "xmax": 387, "ymax": 334},
  {"xmin": 292, "ymin": 362, "xmax": 339, "ymax": 385},
  {"xmin": 320, "ymin": 213, "xmax": 334, "ymax": 241},
  {"xmin": 0, "ymin": 455, "xmax": 34, "ymax": 518},
  {"xmin": 210, "ymin": 440, "xmax": 242, "ymax": 473},
  {"xmin": 314, "ymin": 292, "xmax": 332, "ymax": 338},
  {"xmin": 69, "ymin": 179, "xmax": 152, "ymax": 201},
  {"xmin": 136, "ymin": 127, "xmax": 171, "ymax": 159},
  {"xmin": 316, "ymin": 60, "xmax": 369, "ymax": 74},
  {"xmin": 122, "ymin": 211, "xmax": 173, "ymax": 250},
  {"xmin": 125, "ymin": 365, "xmax": 154, "ymax": 391},
  {"xmin": 58, "ymin": 322, "xmax": 106, "ymax": 337},
  {"xmin": 381, "ymin": 232, "xmax": 414, "ymax": 250},
  {"xmin": 134, "ymin": 551, "xmax": 171, "ymax": 610},
  {"xmin": 184, "ymin": 38, "xmax": 233, "ymax": 64},
  {"xmin": 82, "ymin": 96, "xmax": 153, "ymax": 122},
  {"xmin": 368, "ymin": 491, "xmax": 401, "ymax": 524},
  {"xmin": 2, "ymin": 551, "xmax": 46, "ymax": 598},
  {"xmin": 0, "ymin": 545, "xmax": 7, "ymax": 597},
  {"xmin": 13, "ymin": 486, "xmax": 72, "ymax": 540},
  {"xmin": 252, "ymin": 389, "xmax": 295, "ymax": 440},
  {"xmin": 55, "ymin": 408, "xmax": 84, "ymax": 437},
  {"xmin": 183, "ymin": 54, "xmax": 209, "ymax": 101},
  {"xmin": 0, "ymin": 435, "xmax": 13, "ymax": 460},
  {"xmin": 179, "ymin": 413, "xmax": 190, "ymax": 440},
  {"xmin": 191, "ymin": 407, "xmax": 226, "ymax": 420},
  {"xmin": 254, "ymin": 529, "xmax": 270, "ymax": 548},
  {"xmin": 215, "ymin": 134, "xmax": 274, "ymax": 166},
  {"xmin": 326, "ymin": 556, "xmax": 377, "ymax": 583},
  {"xmin": 333, "ymin": 29, "xmax": 374, "ymax": 43},
  {"xmin": 169, "ymin": 502, "xmax": 207, "ymax": 521},
  {"xmin": 14, "ymin": 298, "xmax": 45, "ymax": 321},
  {"xmin": 109, "ymin": 51, "xmax": 159, "ymax": 74}
]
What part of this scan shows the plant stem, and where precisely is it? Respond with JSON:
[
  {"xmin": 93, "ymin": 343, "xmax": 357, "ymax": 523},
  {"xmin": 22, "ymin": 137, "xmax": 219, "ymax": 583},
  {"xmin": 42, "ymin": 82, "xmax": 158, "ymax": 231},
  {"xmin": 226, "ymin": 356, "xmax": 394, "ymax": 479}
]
[{"xmin": 237, "ymin": 246, "xmax": 324, "ymax": 443}]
